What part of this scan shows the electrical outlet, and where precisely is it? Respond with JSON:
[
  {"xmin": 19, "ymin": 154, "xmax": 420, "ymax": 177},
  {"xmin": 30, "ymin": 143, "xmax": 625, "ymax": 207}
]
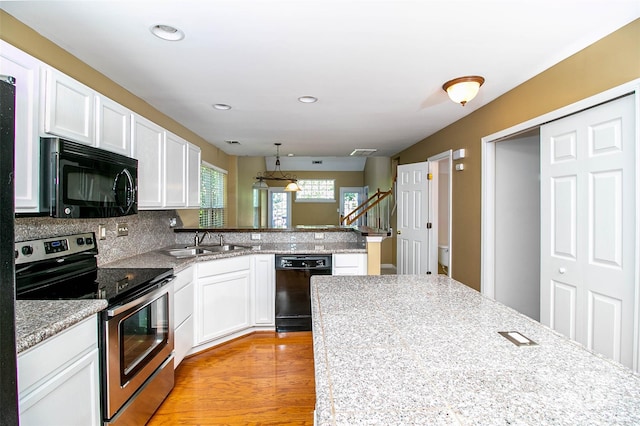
[
  {"xmin": 251, "ymin": 233, "xmax": 261, "ymax": 240},
  {"xmin": 314, "ymin": 233, "xmax": 324, "ymax": 240},
  {"xmin": 98, "ymin": 224, "xmax": 107, "ymax": 240},
  {"xmin": 117, "ymin": 223, "xmax": 129, "ymax": 237}
]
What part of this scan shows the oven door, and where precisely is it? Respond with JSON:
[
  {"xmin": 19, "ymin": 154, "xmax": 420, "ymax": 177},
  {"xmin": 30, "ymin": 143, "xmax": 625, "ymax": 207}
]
[{"xmin": 102, "ymin": 282, "xmax": 174, "ymax": 420}]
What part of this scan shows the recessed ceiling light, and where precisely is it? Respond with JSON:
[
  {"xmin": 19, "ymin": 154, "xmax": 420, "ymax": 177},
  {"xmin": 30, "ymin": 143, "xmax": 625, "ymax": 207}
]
[
  {"xmin": 213, "ymin": 104, "xmax": 232, "ymax": 110},
  {"xmin": 150, "ymin": 24, "xmax": 185, "ymax": 41},
  {"xmin": 298, "ymin": 96, "xmax": 318, "ymax": 103}
]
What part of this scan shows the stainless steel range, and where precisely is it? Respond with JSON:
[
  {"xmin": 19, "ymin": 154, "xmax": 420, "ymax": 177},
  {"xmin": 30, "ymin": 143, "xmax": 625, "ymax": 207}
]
[{"xmin": 15, "ymin": 232, "xmax": 175, "ymax": 425}]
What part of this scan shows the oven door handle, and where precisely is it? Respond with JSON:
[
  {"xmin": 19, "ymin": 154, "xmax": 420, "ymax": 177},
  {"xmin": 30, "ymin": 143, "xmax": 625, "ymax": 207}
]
[{"xmin": 106, "ymin": 276, "xmax": 175, "ymax": 317}]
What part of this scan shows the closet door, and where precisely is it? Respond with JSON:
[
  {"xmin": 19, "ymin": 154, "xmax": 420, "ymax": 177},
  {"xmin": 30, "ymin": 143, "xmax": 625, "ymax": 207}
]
[{"xmin": 540, "ymin": 94, "xmax": 636, "ymax": 368}]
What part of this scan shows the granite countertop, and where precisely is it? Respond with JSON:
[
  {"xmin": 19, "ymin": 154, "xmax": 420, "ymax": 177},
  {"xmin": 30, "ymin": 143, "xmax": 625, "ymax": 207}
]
[
  {"xmin": 15, "ymin": 242, "xmax": 365, "ymax": 353},
  {"xmin": 15, "ymin": 299, "xmax": 107, "ymax": 353},
  {"xmin": 311, "ymin": 274, "xmax": 640, "ymax": 425},
  {"xmin": 102, "ymin": 242, "xmax": 366, "ymax": 271}
]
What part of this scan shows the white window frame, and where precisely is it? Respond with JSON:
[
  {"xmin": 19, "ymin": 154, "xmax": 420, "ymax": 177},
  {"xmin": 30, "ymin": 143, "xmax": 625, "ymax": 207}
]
[
  {"xmin": 295, "ymin": 179, "xmax": 336, "ymax": 203},
  {"xmin": 199, "ymin": 161, "xmax": 227, "ymax": 228}
]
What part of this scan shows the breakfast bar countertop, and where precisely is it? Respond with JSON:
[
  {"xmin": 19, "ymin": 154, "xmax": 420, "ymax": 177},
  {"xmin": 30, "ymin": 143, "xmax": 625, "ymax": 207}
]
[{"xmin": 310, "ymin": 274, "xmax": 640, "ymax": 425}]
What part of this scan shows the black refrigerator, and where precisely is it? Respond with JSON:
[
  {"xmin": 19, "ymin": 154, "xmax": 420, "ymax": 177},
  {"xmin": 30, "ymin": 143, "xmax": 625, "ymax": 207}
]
[{"xmin": 0, "ymin": 75, "xmax": 19, "ymax": 425}]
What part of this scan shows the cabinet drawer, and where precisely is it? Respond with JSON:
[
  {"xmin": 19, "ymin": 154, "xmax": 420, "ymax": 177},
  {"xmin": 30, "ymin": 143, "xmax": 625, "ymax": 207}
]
[
  {"xmin": 174, "ymin": 315, "xmax": 194, "ymax": 368},
  {"xmin": 174, "ymin": 281, "xmax": 194, "ymax": 328},
  {"xmin": 173, "ymin": 266, "xmax": 193, "ymax": 292},
  {"xmin": 198, "ymin": 256, "xmax": 250, "ymax": 278},
  {"xmin": 18, "ymin": 316, "xmax": 98, "ymax": 394}
]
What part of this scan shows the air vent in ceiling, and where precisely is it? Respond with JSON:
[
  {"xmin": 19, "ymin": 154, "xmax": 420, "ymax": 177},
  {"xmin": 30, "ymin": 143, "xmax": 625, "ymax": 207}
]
[
  {"xmin": 225, "ymin": 140, "xmax": 240, "ymax": 145},
  {"xmin": 350, "ymin": 148, "xmax": 377, "ymax": 156},
  {"xmin": 312, "ymin": 160, "xmax": 323, "ymax": 165}
]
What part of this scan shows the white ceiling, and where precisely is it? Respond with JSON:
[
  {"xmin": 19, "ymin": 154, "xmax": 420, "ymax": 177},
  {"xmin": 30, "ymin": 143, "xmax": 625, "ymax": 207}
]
[{"xmin": 2, "ymin": 1, "xmax": 639, "ymax": 162}]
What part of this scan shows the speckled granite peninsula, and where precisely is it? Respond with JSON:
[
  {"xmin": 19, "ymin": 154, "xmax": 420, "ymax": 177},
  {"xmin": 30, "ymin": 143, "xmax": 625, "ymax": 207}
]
[{"xmin": 311, "ymin": 275, "xmax": 640, "ymax": 425}]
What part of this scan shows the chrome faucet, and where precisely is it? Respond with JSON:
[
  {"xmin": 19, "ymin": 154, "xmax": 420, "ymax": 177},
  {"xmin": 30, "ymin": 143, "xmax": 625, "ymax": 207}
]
[
  {"xmin": 217, "ymin": 233, "xmax": 224, "ymax": 246},
  {"xmin": 194, "ymin": 231, "xmax": 210, "ymax": 247}
]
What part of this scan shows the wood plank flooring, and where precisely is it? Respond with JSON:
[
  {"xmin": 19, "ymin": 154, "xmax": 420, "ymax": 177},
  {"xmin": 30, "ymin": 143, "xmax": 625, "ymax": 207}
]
[{"xmin": 147, "ymin": 332, "xmax": 315, "ymax": 425}]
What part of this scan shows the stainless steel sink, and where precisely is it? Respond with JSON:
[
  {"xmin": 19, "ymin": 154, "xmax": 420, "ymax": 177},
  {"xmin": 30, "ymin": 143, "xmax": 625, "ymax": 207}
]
[
  {"xmin": 166, "ymin": 247, "xmax": 214, "ymax": 258},
  {"xmin": 165, "ymin": 244, "xmax": 250, "ymax": 258},
  {"xmin": 201, "ymin": 244, "xmax": 249, "ymax": 252}
]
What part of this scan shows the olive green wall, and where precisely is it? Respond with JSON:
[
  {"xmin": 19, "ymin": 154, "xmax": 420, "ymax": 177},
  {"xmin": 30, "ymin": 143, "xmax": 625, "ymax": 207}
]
[
  {"xmin": 363, "ymin": 156, "xmax": 393, "ymax": 265},
  {"xmin": 395, "ymin": 19, "xmax": 640, "ymax": 291},
  {"xmin": 0, "ymin": 10, "xmax": 238, "ymax": 226}
]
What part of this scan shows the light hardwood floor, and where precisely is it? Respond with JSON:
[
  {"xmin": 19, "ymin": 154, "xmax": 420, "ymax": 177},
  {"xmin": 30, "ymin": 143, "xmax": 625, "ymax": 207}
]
[{"xmin": 147, "ymin": 332, "xmax": 315, "ymax": 425}]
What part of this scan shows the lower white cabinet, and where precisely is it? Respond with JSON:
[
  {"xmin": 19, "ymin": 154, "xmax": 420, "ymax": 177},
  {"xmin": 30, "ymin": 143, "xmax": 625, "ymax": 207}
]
[
  {"xmin": 173, "ymin": 266, "xmax": 194, "ymax": 368},
  {"xmin": 17, "ymin": 315, "xmax": 100, "ymax": 426},
  {"xmin": 252, "ymin": 254, "xmax": 275, "ymax": 326},
  {"xmin": 195, "ymin": 256, "xmax": 252, "ymax": 345},
  {"xmin": 332, "ymin": 253, "xmax": 367, "ymax": 275}
]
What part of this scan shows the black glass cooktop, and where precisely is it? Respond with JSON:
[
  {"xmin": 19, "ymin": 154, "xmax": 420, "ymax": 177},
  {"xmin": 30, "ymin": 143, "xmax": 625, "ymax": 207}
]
[{"xmin": 16, "ymin": 267, "xmax": 173, "ymax": 305}]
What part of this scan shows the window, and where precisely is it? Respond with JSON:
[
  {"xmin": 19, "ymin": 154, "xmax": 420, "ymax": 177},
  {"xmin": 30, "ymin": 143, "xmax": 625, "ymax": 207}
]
[
  {"xmin": 200, "ymin": 162, "xmax": 227, "ymax": 227},
  {"xmin": 295, "ymin": 179, "xmax": 335, "ymax": 202}
]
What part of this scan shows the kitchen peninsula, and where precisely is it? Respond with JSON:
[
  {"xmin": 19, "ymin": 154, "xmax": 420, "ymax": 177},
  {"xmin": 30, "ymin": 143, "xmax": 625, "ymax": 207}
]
[{"xmin": 311, "ymin": 275, "xmax": 640, "ymax": 424}]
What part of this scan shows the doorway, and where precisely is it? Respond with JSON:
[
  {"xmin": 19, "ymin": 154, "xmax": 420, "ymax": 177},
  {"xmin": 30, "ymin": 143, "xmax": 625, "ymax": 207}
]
[
  {"xmin": 340, "ymin": 187, "xmax": 365, "ymax": 225},
  {"xmin": 268, "ymin": 188, "xmax": 291, "ymax": 228},
  {"xmin": 481, "ymin": 80, "xmax": 640, "ymax": 371},
  {"xmin": 428, "ymin": 151, "xmax": 453, "ymax": 277}
]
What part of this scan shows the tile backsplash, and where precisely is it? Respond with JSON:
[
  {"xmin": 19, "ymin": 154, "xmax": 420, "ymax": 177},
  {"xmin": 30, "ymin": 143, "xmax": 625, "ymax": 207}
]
[{"xmin": 15, "ymin": 211, "xmax": 181, "ymax": 266}]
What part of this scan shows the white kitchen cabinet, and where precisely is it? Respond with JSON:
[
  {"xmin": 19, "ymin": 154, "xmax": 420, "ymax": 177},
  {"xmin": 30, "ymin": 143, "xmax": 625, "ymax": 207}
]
[
  {"xmin": 173, "ymin": 266, "xmax": 194, "ymax": 368},
  {"xmin": 187, "ymin": 142, "xmax": 201, "ymax": 208},
  {"xmin": 95, "ymin": 95, "xmax": 131, "ymax": 156},
  {"xmin": 164, "ymin": 132, "xmax": 188, "ymax": 208},
  {"xmin": 132, "ymin": 114, "xmax": 164, "ymax": 208},
  {"xmin": 252, "ymin": 254, "xmax": 275, "ymax": 326},
  {"xmin": 17, "ymin": 316, "xmax": 100, "ymax": 426},
  {"xmin": 0, "ymin": 41, "xmax": 41, "ymax": 214},
  {"xmin": 332, "ymin": 253, "xmax": 367, "ymax": 275},
  {"xmin": 195, "ymin": 256, "xmax": 252, "ymax": 345},
  {"xmin": 43, "ymin": 67, "xmax": 95, "ymax": 145}
]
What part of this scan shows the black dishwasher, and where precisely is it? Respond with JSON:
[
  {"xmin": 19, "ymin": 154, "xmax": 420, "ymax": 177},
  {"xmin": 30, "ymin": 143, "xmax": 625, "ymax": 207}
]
[{"xmin": 275, "ymin": 255, "xmax": 332, "ymax": 332}]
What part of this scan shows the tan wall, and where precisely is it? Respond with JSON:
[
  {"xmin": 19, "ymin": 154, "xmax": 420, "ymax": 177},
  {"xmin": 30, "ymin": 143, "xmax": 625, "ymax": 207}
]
[
  {"xmin": 363, "ymin": 156, "xmax": 393, "ymax": 265},
  {"xmin": 394, "ymin": 19, "xmax": 640, "ymax": 291},
  {"xmin": 237, "ymin": 162, "xmax": 364, "ymax": 227},
  {"xmin": 0, "ymin": 10, "xmax": 237, "ymax": 224}
]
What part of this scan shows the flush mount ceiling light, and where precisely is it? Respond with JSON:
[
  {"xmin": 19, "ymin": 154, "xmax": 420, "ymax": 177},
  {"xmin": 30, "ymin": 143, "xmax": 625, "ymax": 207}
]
[
  {"xmin": 150, "ymin": 24, "xmax": 185, "ymax": 41},
  {"xmin": 254, "ymin": 143, "xmax": 300, "ymax": 191},
  {"xmin": 213, "ymin": 104, "xmax": 232, "ymax": 110},
  {"xmin": 442, "ymin": 76, "xmax": 485, "ymax": 106},
  {"xmin": 298, "ymin": 96, "xmax": 318, "ymax": 103}
]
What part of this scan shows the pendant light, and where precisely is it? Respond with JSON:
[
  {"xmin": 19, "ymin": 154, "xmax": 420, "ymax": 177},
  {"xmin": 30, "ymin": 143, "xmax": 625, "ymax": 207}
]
[{"xmin": 254, "ymin": 143, "xmax": 300, "ymax": 191}]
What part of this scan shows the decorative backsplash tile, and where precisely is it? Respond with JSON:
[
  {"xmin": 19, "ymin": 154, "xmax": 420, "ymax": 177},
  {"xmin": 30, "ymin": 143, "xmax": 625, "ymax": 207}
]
[{"xmin": 15, "ymin": 211, "xmax": 181, "ymax": 266}]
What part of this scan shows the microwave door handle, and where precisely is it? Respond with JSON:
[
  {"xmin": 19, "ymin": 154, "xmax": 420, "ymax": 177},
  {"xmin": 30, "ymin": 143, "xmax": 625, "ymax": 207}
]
[{"xmin": 113, "ymin": 168, "xmax": 135, "ymax": 214}]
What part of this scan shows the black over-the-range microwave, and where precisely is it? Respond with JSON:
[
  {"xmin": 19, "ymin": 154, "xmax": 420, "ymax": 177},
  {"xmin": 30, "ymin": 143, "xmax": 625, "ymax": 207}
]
[{"xmin": 39, "ymin": 137, "xmax": 138, "ymax": 218}]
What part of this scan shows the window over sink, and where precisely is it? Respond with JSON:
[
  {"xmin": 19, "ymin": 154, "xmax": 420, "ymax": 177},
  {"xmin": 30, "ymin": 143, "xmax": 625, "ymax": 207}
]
[{"xmin": 200, "ymin": 162, "xmax": 227, "ymax": 227}]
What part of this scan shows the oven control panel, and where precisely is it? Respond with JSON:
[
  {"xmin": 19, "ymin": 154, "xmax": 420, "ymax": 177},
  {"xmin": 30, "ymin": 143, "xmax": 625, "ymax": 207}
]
[{"xmin": 15, "ymin": 232, "xmax": 97, "ymax": 265}]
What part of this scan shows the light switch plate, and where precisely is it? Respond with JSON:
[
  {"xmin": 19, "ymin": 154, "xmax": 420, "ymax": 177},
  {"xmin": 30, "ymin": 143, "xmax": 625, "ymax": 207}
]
[
  {"xmin": 314, "ymin": 233, "xmax": 324, "ymax": 240},
  {"xmin": 116, "ymin": 223, "xmax": 129, "ymax": 237},
  {"xmin": 251, "ymin": 233, "xmax": 261, "ymax": 240},
  {"xmin": 98, "ymin": 224, "xmax": 107, "ymax": 240}
]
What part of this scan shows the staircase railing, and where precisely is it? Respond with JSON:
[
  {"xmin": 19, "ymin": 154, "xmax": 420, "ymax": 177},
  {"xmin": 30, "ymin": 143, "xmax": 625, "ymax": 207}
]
[{"xmin": 340, "ymin": 188, "xmax": 393, "ymax": 230}]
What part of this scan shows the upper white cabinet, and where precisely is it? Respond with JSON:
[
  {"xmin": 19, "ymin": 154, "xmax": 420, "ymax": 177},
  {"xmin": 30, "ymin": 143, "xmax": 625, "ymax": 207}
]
[
  {"xmin": 187, "ymin": 143, "xmax": 201, "ymax": 208},
  {"xmin": 132, "ymin": 114, "xmax": 164, "ymax": 208},
  {"xmin": 95, "ymin": 95, "xmax": 132, "ymax": 156},
  {"xmin": 43, "ymin": 68, "xmax": 94, "ymax": 145},
  {"xmin": 0, "ymin": 41, "xmax": 41, "ymax": 214},
  {"xmin": 164, "ymin": 132, "xmax": 188, "ymax": 208}
]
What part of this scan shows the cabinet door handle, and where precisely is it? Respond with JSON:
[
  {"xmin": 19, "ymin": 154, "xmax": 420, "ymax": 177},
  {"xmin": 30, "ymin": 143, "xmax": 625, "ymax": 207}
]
[{"xmin": 559, "ymin": 267, "xmax": 566, "ymax": 274}]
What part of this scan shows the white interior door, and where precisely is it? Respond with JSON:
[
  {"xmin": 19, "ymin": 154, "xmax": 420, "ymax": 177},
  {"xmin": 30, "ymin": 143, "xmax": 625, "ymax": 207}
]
[
  {"xmin": 540, "ymin": 94, "xmax": 636, "ymax": 368},
  {"xmin": 397, "ymin": 162, "xmax": 438, "ymax": 274}
]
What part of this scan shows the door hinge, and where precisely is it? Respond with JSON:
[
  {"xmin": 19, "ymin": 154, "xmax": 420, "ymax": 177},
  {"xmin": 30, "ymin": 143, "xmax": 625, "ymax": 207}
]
[
  {"xmin": 427, "ymin": 173, "xmax": 433, "ymax": 180},
  {"xmin": 426, "ymin": 222, "xmax": 432, "ymax": 229}
]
